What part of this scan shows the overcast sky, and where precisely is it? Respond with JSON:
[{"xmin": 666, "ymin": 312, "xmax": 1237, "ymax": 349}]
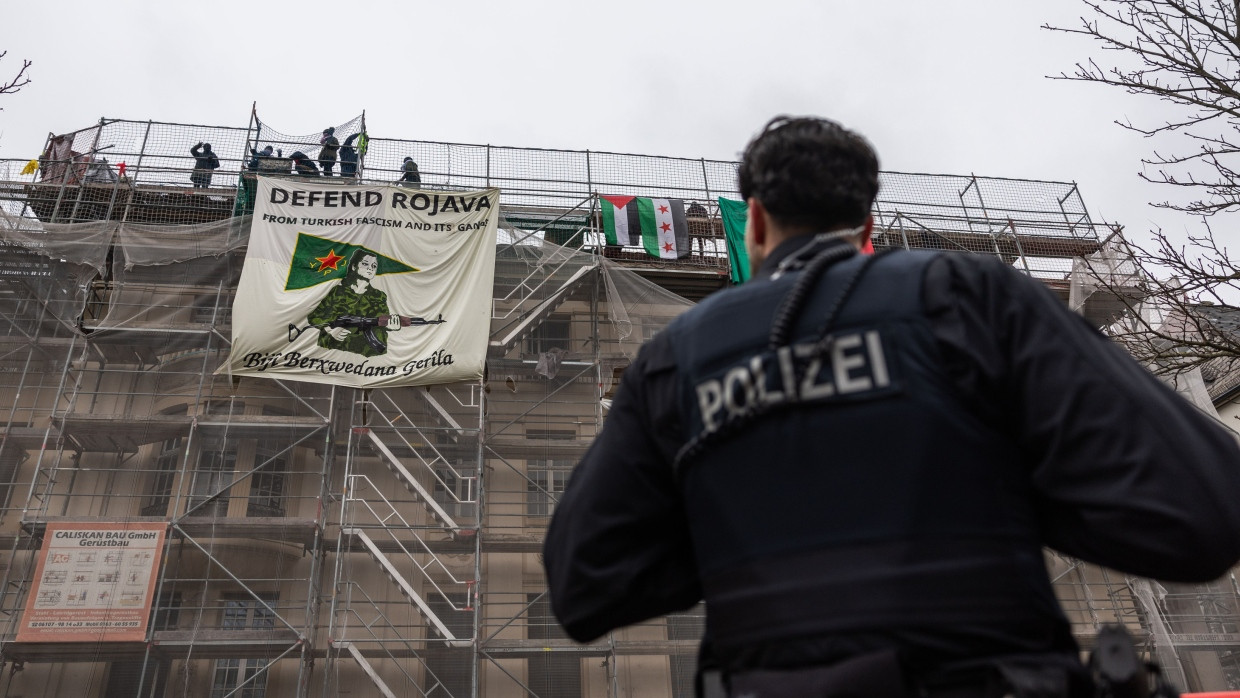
[{"xmin": 0, "ymin": 1, "xmax": 1200, "ymax": 245}]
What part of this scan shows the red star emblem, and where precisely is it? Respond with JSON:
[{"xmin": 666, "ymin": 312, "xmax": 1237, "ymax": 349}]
[
  {"xmin": 658, "ymin": 204, "xmax": 669, "ymax": 214},
  {"xmin": 314, "ymin": 248, "xmax": 346, "ymax": 274},
  {"xmin": 663, "ymin": 242, "xmax": 674, "ymax": 253},
  {"xmin": 660, "ymin": 221, "xmax": 672, "ymax": 233}
]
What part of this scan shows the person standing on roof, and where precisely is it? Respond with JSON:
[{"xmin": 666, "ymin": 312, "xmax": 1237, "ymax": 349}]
[
  {"xmin": 189, "ymin": 142, "xmax": 220, "ymax": 188},
  {"xmin": 339, "ymin": 132, "xmax": 364, "ymax": 178},
  {"xmin": 398, "ymin": 157, "xmax": 420, "ymax": 186},
  {"xmin": 319, "ymin": 127, "xmax": 340, "ymax": 176},
  {"xmin": 543, "ymin": 115, "xmax": 1240, "ymax": 698}
]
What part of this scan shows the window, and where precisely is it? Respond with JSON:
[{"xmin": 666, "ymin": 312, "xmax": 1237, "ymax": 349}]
[
  {"xmin": 527, "ymin": 593, "xmax": 580, "ymax": 695},
  {"xmin": 192, "ymin": 295, "xmax": 232, "ymax": 326},
  {"xmin": 189, "ymin": 440, "xmax": 236, "ymax": 517},
  {"xmin": 423, "ymin": 597, "xmax": 473, "ymax": 697},
  {"xmin": 642, "ymin": 316, "xmax": 670, "ymax": 342},
  {"xmin": 204, "ymin": 399, "xmax": 246, "ymax": 416},
  {"xmin": 143, "ymin": 437, "xmax": 181, "ymax": 516},
  {"xmin": 0, "ymin": 440, "xmax": 24, "ymax": 521},
  {"xmin": 105, "ymin": 660, "xmax": 169, "ymax": 697},
  {"xmin": 211, "ymin": 658, "xmax": 269, "ymax": 698},
  {"xmin": 211, "ymin": 593, "xmax": 278, "ymax": 698},
  {"xmin": 221, "ymin": 593, "xmax": 276, "ymax": 630},
  {"xmin": 144, "ymin": 406, "xmax": 187, "ymax": 517},
  {"xmin": 1218, "ymin": 649, "xmax": 1240, "ymax": 691},
  {"xmin": 526, "ymin": 430, "xmax": 575, "ymax": 518},
  {"xmin": 668, "ymin": 609, "xmax": 706, "ymax": 698},
  {"xmin": 525, "ymin": 314, "xmax": 571, "ymax": 355},
  {"xmin": 525, "ymin": 429, "xmax": 575, "ymax": 440},
  {"xmin": 433, "ymin": 465, "xmax": 476, "ymax": 521},
  {"xmin": 247, "ymin": 440, "xmax": 287, "ymax": 518},
  {"xmin": 526, "ymin": 461, "xmax": 572, "ymax": 518},
  {"xmin": 1197, "ymin": 592, "xmax": 1240, "ymax": 634},
  {"xmin": 152, "ymin": 591, "xmax": 182, "ymax": 631}
]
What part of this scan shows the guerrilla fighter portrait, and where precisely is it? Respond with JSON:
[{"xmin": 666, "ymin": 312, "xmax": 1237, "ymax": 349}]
[{"xmin": 293, "ymin": 247, "xmax": 444, "ymax": 357}]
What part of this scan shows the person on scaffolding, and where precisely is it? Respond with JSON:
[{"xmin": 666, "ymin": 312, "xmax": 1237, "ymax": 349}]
[
  {"xmin": 319, "ymin": 126, "xmax": 340, "ymax": 176},
  {"xmin": 339, "ymin": 131, "xmax": 364, "ymax": 178},
  {"xmin": 398, "ymin": 157, "xmax": 420, "ymax": 186},
  {"xmin": 247, "ymin": 145, "xmax": 274, "ymax": 172},
  {"xmin": 189, "ymin": 142, "xmax": 220, "ymax": 188},
  {"xmin": 543, "ymin": 115, "xmax": 1240, "ymax": 698},
  {"xmin": 289, "ymin": 151, "xmax": 320, "ymax": 177}
]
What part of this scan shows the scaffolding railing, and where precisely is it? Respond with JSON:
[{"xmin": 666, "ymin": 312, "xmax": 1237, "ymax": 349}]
[
  {"xmin": 11, "ymin": 112, "xmax": 1240, "ymax": 697},
  {"xmin": 0, "ymin": 113, "xmax": 1106, "ymax": 282}
]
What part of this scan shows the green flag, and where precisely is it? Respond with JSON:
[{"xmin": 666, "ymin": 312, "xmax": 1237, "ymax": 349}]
[
  {"xmin": 284, "ymin": 233, "xmax": 418, "ymax": 291},
  {"xmin": 718, "ymin": 197, "xmax": 751, "ymax": 284}
]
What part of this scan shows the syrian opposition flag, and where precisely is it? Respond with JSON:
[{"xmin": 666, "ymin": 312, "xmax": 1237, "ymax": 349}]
[{"xmin": 600, "ymin": 195, "xmax": 689, "ymax": 259}]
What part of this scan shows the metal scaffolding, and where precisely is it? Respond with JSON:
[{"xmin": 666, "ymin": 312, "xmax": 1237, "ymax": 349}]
[{"xmin": 0, "ymin": 111, "xmax": 1234, "ymax": 696}]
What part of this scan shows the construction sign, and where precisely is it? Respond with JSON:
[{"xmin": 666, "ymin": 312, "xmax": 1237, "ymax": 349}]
[{"xmin": 18, "ymin": 523, "xmax": 166, "ymax": 643}]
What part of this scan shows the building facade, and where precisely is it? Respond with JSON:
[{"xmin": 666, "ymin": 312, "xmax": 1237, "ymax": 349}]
[{"xmin": 0, "ymin": 113, "xmax": 1234, "ymax": 696}]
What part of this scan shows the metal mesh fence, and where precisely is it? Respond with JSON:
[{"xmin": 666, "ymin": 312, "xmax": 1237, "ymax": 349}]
[{"xmin": 1, "ymin": 114, "xmax": 1103, "ymax": 286}]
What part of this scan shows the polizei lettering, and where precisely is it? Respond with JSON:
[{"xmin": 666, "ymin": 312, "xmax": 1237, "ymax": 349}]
[{"xmin": 694, "ymin": 329, "xmax": 893, "ymax": 434}]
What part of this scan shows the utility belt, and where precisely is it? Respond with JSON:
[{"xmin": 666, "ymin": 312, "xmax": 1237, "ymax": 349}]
[{"xmin": 700, "ymin": 626, "xmax": 1177, "ymax": 698}]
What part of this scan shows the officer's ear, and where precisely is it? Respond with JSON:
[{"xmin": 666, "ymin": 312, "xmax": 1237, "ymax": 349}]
[
  {"xmin": 745, "ymin": 198, "xmax": 767, "ymax": 248},
  {"xmin": 858, "ymin": 215, "xmax": 874, "ymax": 252}
]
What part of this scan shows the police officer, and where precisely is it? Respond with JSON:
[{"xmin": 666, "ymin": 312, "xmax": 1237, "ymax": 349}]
[{"xmin": 542, "ymin": 116, "xmax": 1240, "ymax": 697}]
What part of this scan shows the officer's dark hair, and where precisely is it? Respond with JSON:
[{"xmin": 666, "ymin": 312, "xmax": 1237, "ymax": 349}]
[{"xmin": 737, "ymin": 116, "xmax": 879, "ymax": 232}]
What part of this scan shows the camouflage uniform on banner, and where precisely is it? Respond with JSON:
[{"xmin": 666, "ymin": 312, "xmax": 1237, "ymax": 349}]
[{"xmin": 307, "ymin": 283, "xmax": 391, "ymax": 357}]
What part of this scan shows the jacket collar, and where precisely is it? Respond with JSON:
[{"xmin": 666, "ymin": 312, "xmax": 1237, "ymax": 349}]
[{"xmin": 756, "ymin": 234, "xmax": 856, "ymax": 280}]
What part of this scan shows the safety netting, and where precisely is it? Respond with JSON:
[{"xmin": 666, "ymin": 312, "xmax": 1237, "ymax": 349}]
[{"xmin": 0, "ymin": 199, "xmax": 701, "ymax": 697}]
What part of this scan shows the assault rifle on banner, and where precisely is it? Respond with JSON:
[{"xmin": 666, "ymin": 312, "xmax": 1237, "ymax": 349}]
[{"xmin": 289, "ymin": 314, "xmax": 445, "ymax": 354}]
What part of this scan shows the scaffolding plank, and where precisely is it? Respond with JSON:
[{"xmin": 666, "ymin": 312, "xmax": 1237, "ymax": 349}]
[
  {"xmin": 22, "ymin": 516, "xmax": 319, "ymax": 548},
  {"xmin": 480, "ymin": 638, "xmax": 698, "ymax": 657}
]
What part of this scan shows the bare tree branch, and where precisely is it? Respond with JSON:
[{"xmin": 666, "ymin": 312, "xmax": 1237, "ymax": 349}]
[
  {"xmin": 0, "ymin": 51, "xmax": 31, "ymax": 107},
  {"xmin": 1046, "ymin": 1, "xmax": 1240, "ymax": 215},
  {"xmin": 0, "ymin": 51, "xmax": 30, "ymax": 93},
  {"xmin": 1075, "ymin": 224, "xmax": 1240, "ymax": 380},
  {"xmin": 1048, "ymin": 2, "xmax": 1240, "ymax": 389}
]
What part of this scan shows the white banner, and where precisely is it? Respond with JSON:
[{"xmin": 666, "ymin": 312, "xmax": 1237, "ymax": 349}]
[{"xmin": 221, "ymin": 178, "xmax": 499, "ymax": 387}]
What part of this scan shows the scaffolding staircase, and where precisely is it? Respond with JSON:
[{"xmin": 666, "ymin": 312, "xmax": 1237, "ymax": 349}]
[
  {"xmin": 362, "ymin": 430, "xmax": 463, "ymax": 532},
  {"xmin": 490, "ymin": 262, "xmax": 596, "ymax": 356},
  {"xmin": 359, "ymin": 392, "xmax": 478, "ymax": 535},
  {"xmin": 417, "ymin": 386, "xmax": 468, "ymax": 445},
  {"xmin": 333, "ymin": 641, "xmax": 399, "ymax": 698},
  {"xmin": 341, "ymin": 527, "xmax": 471, "ymax": 648}
]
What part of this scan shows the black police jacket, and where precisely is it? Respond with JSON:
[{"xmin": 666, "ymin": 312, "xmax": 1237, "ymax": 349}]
[{"xmin": 543, "ymin": 236, "xmax": 1240, "ymax": 675}]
